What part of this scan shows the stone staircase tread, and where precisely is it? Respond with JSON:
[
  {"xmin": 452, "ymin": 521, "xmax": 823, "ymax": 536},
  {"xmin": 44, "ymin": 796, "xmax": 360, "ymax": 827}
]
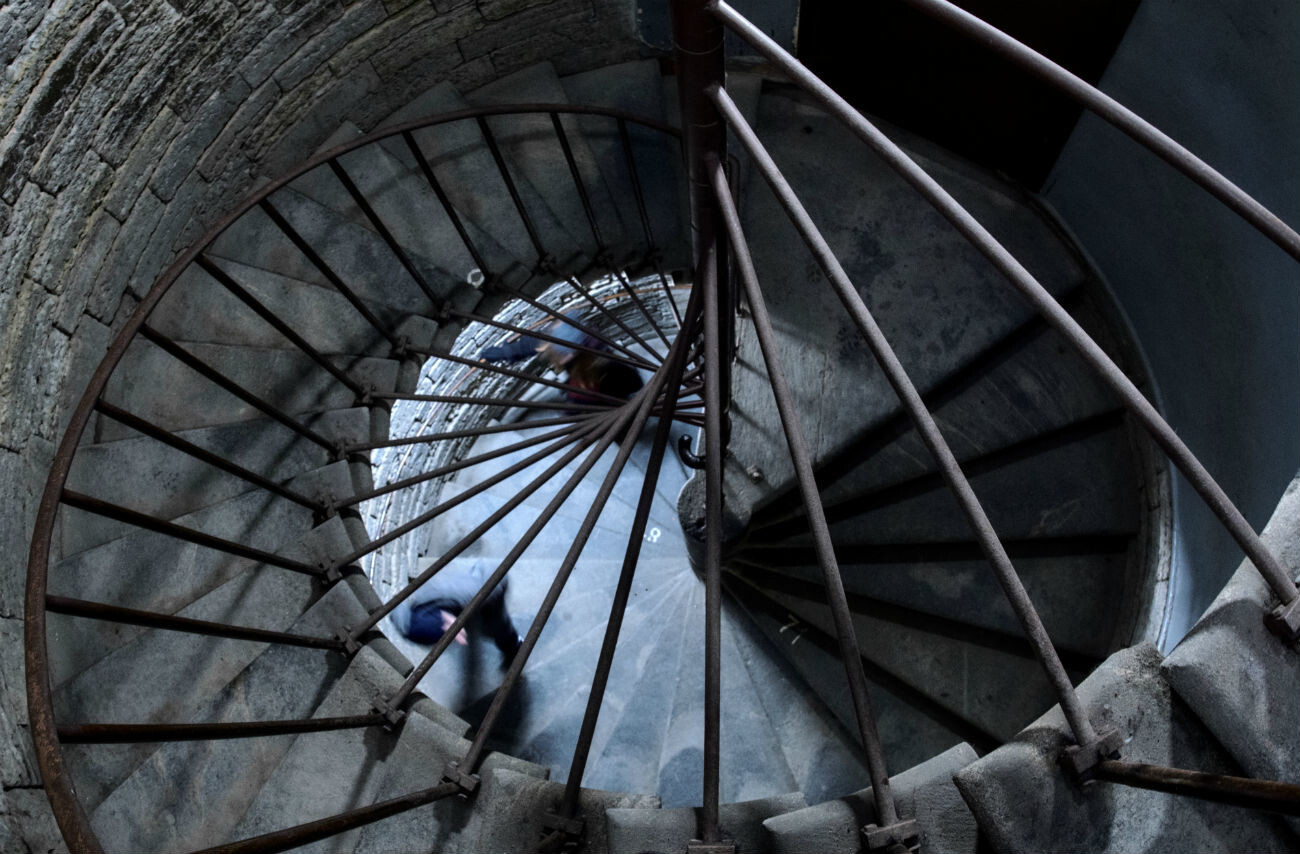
[
  {"xmin": 763, "ymin": 742, "xmax": 979, "ymax": 854},
  {"xmin": 465, "ymin": 766, "xmax": 658, "ymax": 854},
  {"xmin": 604, "ymin": 792, "xmax": 807, "ymax": 854},
  {"xmin": 207, "ymin": 185, "xmax": 442, "ymax": 320},
  {"xmin": 723, "ymin": 595, "xmax": 874, "ymax": 804},
  {"xmin": 100, "ymin": 338, "xmax": 398, "ymax": 440},
  {"xmin": 85, "ymin": 578, "xmax": 369, "ymax": 853},
  {"xmin": 465, "ymin": 61, "xmax": 619, "ymax": 256},
  {"xmin": 149, "ymin": 258, "xmax": 400, "ymax": 358},
  {"xmin": 952, "ymin": 643, "xmax": 1298, "ymax": 853},
  {"xmin": 54, "ymin": 517, "xmax": 350, "ymax": 812},
  {"xmin": 1161, "ymin": 477, "xmax": 1300, "ymax": 789}
]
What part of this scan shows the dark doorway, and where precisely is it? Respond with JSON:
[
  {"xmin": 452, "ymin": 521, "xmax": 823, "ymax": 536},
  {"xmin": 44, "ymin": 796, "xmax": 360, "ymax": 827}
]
[{"xmin": 797, "ymin": 0, "xmax": 1141, "ymax": 189}]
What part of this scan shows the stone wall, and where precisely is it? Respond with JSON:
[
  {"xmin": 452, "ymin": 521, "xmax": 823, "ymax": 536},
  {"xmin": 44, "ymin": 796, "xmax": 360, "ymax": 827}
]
[
  {"xmin": 0, "ymin": 0, "xmax": 641, "ymax": 845},
  {"xmin": 1042, "ymin": 0, "xmax": 1300, "ymax": 647}
]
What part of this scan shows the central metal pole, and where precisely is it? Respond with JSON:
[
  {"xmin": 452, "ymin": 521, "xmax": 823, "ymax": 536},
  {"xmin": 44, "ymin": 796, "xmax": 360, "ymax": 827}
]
[{"xmin": 672, "ymin": 2, "xmax": 732, "ymax": 848}]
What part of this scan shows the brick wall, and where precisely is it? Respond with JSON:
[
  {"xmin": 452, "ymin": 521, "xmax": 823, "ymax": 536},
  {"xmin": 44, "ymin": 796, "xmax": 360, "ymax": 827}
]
[{"xmin": 0, "ymin": 1, "xmax": 640, "ymax": 845}]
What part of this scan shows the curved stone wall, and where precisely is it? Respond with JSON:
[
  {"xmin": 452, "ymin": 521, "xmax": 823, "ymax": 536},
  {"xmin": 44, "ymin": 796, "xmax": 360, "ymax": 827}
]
[{"xmin": 0, "ymin": 1, "xmax": 639, "ymax": 844}]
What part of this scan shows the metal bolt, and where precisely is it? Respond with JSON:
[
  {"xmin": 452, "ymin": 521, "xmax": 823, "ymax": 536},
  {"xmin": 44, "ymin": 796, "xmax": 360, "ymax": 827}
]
[{"xmin": 746, "ymin": 465, "xmax": 764, "ymax": 483}]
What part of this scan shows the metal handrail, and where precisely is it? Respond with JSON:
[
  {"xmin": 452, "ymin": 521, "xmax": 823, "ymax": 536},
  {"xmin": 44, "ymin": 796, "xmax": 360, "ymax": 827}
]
[{"xmin": 24, "ymin": 103, "xmax": 683, "ymax": 853}]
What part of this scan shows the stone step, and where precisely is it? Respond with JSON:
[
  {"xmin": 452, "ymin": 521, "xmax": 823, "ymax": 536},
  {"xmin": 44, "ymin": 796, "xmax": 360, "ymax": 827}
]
[
  {"xmin": 747, "ymin": 578, "xmax": 1062, "ymax": 744},
  {"xmin": 462, "ymin": 766, "xmax": 658, "ymax": 854},
  {"xmin": 559, "ymin": 59, "xmax": 684, "ymax": 263},
  {"xmin": 604, "ymin": 792, "xmax": 807, "ymax": 854},
  {"xmin": 763, "ymin": 742, "xmax": 979, "ymax": 854},
  {"xmin": 54, "ymin": 515, "xmax": 355, "ymax": 812},
  {"xmin": 584, "ymin": 576, "xmax": 695, "ymax": 796},
  {"xmin": 1160, "ymin": 474, "xmax": 1300, "ymax": 819},
  {"xmin": 724, "ymin": 575, "xmax": 970, "ymax": 776},
  {"xmin": 782, "ymin": 424, "xmax": 1140, "ymax": 546},
  {"xmin": 723, "ymin": 595, "xmax": 874, "ymax": 804},
  {"xmin": 85, "ymin": 578, "xmax": 370, "ymax": 853},
  {"xmin": 466, "ymin": 61, "xmax": 622, "ymax": 258},
  {"xmin": 748, "ymin": 294, "xmax": 1134, "ymax": 524},
  {"xmin": 737, "ymin": 549, "xmax": 1127, "ymax": 665},
  {"xmin": 953, "ymin": 643, "xmax": 1299, "ymax": 853},
  {"xmin": 99, "ymin": 338, "xmax": 397, "ymax": 440},
  {"xmin": 459, "ymin": 570, "xmax": 693, "ymax": 781},
  {"xmin": 207, "ymin": 184, "xmax": 440, "ymax": 322},
  {"xmin": 64, "ymin": 412, "xmax": 336, "ymax": 542},
  {"xmin": 722, "ymin": 84, "xmax": 1089, "ymax": 519},
  {"xmin": 377, "ymin": 79, "xmax": 575, "ymax": 277},
  {"xmin": 229, "ymin": 645, "xmax": 547, "ymax": 854},
  {"xmin": 150, "ymin": 257, "xmax": 423, "ymax": 358}
]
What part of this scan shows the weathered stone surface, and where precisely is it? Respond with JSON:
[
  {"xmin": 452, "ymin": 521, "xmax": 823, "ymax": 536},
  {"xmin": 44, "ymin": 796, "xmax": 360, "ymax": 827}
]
[
  {"xmin": 0, "ymin": 617, "xmax": 40, "ymax": 787},
  {"xmin": 272, "ymin": 0, "xmax": 387, "ymax": 92},
  {"xmin": 238, "ymin": 0, "xmax": 343, "ymax": 89},
  {"xmin": 0, "ymin": 3, "xmax": 124, "ymax": 204},
  {"xmin": 0, "ymin": 786, "xmax": 68, "ymax": 854},
  {"xmin": 953, "ymin": 643, "xmax": 1296, "ymax": 853},
  {"xmin": 606, "ymin": 793, "xmax": 805, "ymax": 854},
  {"xmin": 148, "ymin": 79, "xmax": 250, "ymax": 203},
  {"xmin": 1161, "ymin": 472, "xmax": 1300, "ymax": 788},
  {"xmin": 470, "ymin": 767, "xmax": 658, "ymax": 854},
  {"xmin": 196, "ymin": 78, "xmax": 282, "ymax": 183},
  {"xmin": 764, "ymin": 743, "xmax": 978, "ymax": 854}
]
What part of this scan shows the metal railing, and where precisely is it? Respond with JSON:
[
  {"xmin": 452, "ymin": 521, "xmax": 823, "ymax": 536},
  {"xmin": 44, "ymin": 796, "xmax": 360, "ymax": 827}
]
[{"xmin": 21, "ymin": 1, "xmax": 1300, "ymax": 852}]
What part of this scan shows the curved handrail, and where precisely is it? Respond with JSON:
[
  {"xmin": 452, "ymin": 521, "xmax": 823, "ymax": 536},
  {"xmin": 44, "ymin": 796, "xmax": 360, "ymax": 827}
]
[{"xmin": 24, "ymin": 103, "xmax": 682, "ymax": 852}]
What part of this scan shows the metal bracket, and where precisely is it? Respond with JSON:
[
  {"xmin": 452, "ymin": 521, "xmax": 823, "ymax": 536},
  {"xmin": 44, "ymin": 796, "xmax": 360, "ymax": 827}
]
[
  {"xmin": 1062, "ymin": 727, "xmax": 1124, "ymax": 780},
  {"xmin": 371, "ymin": 694, "xmax": 407, "ymax": 730},
  {"xmin": 678, "ymin": 433, "xmax": 706, "ymax": 470},
  {"xmin": 442, "ymin": 760, "xmax": 481, "ymax": 795},
  {"xmin": 336, "ymin": 627, "xmax": 363, "ymax": 656},
  {"xmin": 685, "ymin": 841, "xmax": 735, "ymax": 854},
  {"xmin": 541, "ymin": 810, "xmax": 584, "ymax": 837},
  {"xmin": 1265, "ymin": 594, "xmax": 1300, "ymax": 643},
  {"xmin": 862, "ymin": 818, "xmax": 920, "ymax": 853},
  {"xmin": 322, "ymin": 563, "xmax": 343, "ymax": 585}
]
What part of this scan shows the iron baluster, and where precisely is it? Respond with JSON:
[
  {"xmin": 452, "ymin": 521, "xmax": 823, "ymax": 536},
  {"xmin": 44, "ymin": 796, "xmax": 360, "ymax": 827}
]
[
  {"xmin": 706, "ymin": 2, "xmax": 1300, "ymax": 642},
  {"xmin": 893, "ymin": 0, "xmax": 1300, "ymax": 262},
  {"xmin": 327, "ymin": 157, "xmax": 445, "ymax": 307},
  {"xmin": 194, "ymin": 255, "xmax": 369, "ymax": 399},
  {"xmin": 137, "ymin": 325, "xmax": 336, "ymax": 451},
  {"xmin": 710, "ymin": 83, "xmax": 1122, "ymax": 775},
  {"xmin": 45, "ymin": 596, "xmax": 347, "ymax": 651},
  {"xmin": 708, "ymin": 154, "xmax": 914, "ymax": 840},
  {"xmin": 258, "ymin": 200, "xmax": 404, "ymax": 349},
  {"xmin": 92, "ymin": 400, "xmax": 328, "ymax": 514},
  {"xmin": 447, "ymin": 306, "xmax": 658, "ymax": 372},
  {"xmin": 476, "ymin": 114, "xmax": 551, "ymax": 264},
  {"xmin": 58, "ymin": 715, "xmax": 384, "ymax": 744},
  {"xmin": 343, "ymin": 412, "xmax": 595, "ymax": 454},
  {"xmin": 341, "ymin": 423, "xmax": 586, "ymax": 507},
  {"xmin": 402, "ymin": 128, "xmax": 494, "ymax": 279}
]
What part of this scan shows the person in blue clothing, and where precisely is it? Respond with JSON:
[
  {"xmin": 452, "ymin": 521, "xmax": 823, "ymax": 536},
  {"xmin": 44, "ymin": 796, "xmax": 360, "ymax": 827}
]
[
  {"xmin": 391, "ymin": 557, "xmax": 524, "ymax": 667},
  {"xmin": 478, "ymin": 311, "xmax": 644, "ymax": 406}
]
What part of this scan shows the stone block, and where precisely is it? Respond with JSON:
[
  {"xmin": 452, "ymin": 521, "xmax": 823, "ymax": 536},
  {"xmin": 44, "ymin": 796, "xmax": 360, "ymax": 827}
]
[
  {"xmin": 0, "ymin": 441, "xmax": 54, "ymax": 619},
  {"xmin": 0, "ymin": 786, "xmax": 68, "ymax": 854},
  {"xmin": 29, "ymin": 153, "xmax": 114, "ymax": 300},
  {"xmin": 149, "ymin": 77, "xmax": 251, "ymax": 202},
  {"xmin": 1161, "ymin": 472, "xmax": 1300, "ymax": 788},
  {"xmin": 88, "ymin": 186, "xmax": 164, "ymax": 318},
  {"xmin": 272, "ymin": 0, "xmax": 387, "ymax": 92},
  {"xmin": 257, "ymin": 61, "xmax": 384, "ymax": 181},
  {"xmin": 0, "ymin": 616, "xmax": 40, "ymax": 787},
  {"xmin": 763, "ymin": 743, "xmax": 978, "ymax": 854},
  {"xmin": 0, "ymin": 3, "xmax": 124, "ymax": 205},
  {"xmin": 93, "ymin": 3, "xmax": 239, "ymax": 167},
  {"xmin": 457, "ymin": 0, "xmax": 590, "ymax": 62},
  {"xmin": 238, "ymin": 0, "xmax": 343, "ymax": 89},
  {"xmin": 196, "ymin": 78, "xmax": 282, "ymax": 183},
  {"xmin": 471, "ymin": 766, "xmax": 658, "ymax": 854},
  {"xmin": 952, "ymin": 643, "xmax": 1295, "ymax": 853},
  {"xmin": 0, "ymin": 182, "xmax": 56, "ymax": 293},
  {"xmin": 606, "ymin": 793, "xmax": 806, "ymax": 854}
]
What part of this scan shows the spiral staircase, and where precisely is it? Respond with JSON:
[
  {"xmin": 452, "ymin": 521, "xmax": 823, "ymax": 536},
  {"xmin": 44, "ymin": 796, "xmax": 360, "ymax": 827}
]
[{"xmin": 22, "ymin": 2, "xmax": 1300, "ymax": 853}]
